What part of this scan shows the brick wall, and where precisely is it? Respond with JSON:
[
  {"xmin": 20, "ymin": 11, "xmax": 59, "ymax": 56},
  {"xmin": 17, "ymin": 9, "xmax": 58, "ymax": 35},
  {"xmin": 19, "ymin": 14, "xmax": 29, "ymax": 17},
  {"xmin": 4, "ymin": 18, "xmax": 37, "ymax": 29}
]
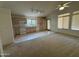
[{"xmin": 12, "ymin": 15, "xmax": 47, "ymax": 37}]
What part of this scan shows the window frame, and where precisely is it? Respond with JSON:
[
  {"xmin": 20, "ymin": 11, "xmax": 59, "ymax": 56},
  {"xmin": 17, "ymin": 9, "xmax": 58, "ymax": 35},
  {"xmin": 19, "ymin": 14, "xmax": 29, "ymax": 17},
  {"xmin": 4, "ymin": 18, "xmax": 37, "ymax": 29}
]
[{"xmin": 26, "ymin": 18, "xmax": 37, "ymax": 27}]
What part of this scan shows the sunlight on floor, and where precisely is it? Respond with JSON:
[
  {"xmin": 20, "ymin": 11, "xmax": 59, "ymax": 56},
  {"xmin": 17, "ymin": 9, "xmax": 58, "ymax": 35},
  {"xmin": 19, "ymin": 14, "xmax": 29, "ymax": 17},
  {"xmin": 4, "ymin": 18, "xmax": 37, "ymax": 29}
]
[{"xmin": 14, "ymin": 31, "xmax": 53, "ymax": 43}]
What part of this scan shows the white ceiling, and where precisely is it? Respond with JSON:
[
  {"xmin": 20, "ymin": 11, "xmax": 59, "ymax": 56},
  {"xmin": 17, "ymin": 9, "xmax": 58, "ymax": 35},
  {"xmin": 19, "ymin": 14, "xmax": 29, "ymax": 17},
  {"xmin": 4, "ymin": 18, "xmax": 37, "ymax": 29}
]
[{"xmin": 0, "ymin": 1, "xmax": 66, "ymax": 17}]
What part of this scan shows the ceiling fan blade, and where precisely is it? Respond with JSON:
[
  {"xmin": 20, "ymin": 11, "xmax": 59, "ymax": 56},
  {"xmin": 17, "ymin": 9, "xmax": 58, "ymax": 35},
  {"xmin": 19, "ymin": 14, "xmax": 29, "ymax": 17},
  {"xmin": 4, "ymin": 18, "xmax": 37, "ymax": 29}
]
[
  {"xmin": 63, "ymin": 2, "xmax": 71, "ymax": 6},
  {"xmin": 64, "ymin": 5, "xmax": 69, "ymax": 7},
  {"xmin": 58, "ymin": 5, "xmax": 61, "ymax": 7},
  {"xmin": 55, "ymin": 5, "xmax": 61, "ymax": 10}
]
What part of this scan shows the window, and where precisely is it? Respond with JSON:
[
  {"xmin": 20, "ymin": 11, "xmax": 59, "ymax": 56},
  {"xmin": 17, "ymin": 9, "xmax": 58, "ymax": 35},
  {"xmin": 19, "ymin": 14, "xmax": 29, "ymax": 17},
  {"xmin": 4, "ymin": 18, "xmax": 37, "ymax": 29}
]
[
  {"xmin": 58, "ymin": 13, "xmax": 70, "ymax": 29},
  {"xmin": 26, "ymin": 18, "xmax": 37, "ymax": 27},
  {"xmin": 71, "ymin": 12, "xmax": 79, "ymax": 30},
  {"xmin": 58, "ymin": 17, "xmax": 63, "ymax": 29},
  {"xmin": 63, "ymin": 16, "xmax": 70, "ymax": 29},
  {"xmin": 47, "ymin": 20, "xmax": 50, "ymax": 30}
]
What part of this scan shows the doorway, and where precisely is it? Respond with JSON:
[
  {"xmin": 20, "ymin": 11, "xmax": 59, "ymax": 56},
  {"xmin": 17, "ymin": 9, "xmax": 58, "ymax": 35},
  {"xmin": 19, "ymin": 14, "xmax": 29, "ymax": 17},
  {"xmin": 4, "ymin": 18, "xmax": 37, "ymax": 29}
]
[{"xmin": 47, "ymin": 20, "xmax": 50, "ymax": 30}]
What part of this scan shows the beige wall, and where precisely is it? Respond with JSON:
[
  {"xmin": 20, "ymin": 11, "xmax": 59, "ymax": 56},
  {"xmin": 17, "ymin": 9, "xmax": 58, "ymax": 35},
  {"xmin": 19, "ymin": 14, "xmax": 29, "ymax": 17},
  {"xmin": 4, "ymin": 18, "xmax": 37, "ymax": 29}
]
[
  {"xmin": 0, "ymin": 35, "xmax": 4, "ymax": 56},
  {"xmin": 0, "ymin": 8, "xmax": 14, "ymax": 45}
]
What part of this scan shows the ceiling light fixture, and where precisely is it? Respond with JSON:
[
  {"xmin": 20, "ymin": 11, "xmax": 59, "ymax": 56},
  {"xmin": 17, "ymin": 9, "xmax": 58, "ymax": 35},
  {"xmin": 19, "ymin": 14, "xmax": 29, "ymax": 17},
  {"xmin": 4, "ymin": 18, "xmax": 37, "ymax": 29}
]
[
  {"xmin": 59, "ymin": 6, "xmax": 64, "ymax": 10},
  {"xmin": 31, "ymin": 8, "xmax": 41, "ymax": 14}
]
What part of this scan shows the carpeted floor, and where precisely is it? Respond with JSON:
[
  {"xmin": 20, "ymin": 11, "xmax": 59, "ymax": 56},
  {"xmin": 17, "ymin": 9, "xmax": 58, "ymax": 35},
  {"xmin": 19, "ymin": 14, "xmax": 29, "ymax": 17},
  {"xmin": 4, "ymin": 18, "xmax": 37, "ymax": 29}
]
[{"xmin": 4, "ymin": 31, "xmax": 79, "ymax": 57}]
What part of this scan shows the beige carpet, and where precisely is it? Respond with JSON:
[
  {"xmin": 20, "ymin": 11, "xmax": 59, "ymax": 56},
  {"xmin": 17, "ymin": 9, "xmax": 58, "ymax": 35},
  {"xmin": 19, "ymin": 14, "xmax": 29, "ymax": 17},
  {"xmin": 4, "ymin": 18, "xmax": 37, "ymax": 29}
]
[{"xmin": 4, "ymin": 32, "xmax": 79, "ymax": 57}]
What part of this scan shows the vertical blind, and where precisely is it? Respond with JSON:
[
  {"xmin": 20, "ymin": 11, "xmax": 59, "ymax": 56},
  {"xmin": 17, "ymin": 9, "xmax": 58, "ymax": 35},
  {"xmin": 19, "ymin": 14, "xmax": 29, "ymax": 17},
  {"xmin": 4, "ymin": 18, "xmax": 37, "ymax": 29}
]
[
  {"xmin": 58, "ymin": 13, "xmax": 70, "ymax": 29},
  {"xmin": 71, "ymin": 14, "xmax": 79, "ymax": 30}
]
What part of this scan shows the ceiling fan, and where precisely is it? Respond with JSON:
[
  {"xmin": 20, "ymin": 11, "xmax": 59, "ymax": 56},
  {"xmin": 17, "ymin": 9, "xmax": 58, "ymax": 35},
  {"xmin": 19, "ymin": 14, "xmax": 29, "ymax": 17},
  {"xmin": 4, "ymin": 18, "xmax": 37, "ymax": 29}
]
[{"xmin": 56, "ymin": 2, "xmax": 71, "ymax": 11}]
